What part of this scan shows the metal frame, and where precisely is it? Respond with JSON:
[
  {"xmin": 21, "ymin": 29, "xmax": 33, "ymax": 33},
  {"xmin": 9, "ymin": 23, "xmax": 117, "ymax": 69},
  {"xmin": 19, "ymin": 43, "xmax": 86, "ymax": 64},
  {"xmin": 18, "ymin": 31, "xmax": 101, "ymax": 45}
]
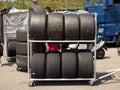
[
  {"xmin": 27, "ymin": 13, "xmax": 99, "ymax": 86},
  {"xmin": 3, "ymin": 17, "xmax": 16, "ymax": 61},
  {"xmin": 3, "ymin": 11, "xmax": 29, "ymax": 61}
]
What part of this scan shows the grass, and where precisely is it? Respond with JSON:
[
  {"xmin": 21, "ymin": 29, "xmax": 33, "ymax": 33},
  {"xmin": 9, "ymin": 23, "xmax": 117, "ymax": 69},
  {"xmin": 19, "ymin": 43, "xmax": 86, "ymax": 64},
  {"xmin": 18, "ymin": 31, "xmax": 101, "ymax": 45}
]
[{"xmin": 0, "ymin": 0, "xmax": 84, "ymax": 10}]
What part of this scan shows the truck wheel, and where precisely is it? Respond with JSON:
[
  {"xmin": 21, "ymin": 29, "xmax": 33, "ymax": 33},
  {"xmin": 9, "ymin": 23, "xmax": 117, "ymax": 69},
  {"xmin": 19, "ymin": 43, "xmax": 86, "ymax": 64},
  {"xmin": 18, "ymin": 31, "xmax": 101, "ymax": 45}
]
[
  {"xmin": 62, "ymin": 51, "xmax": 77, "ymax": 78},
  {"xmin": 29, "ymin": 5, "xmax": 45, "ymax": 14},
  {"xmin": 46, "ymin": 52, "xmax": 61, "ymax": 78},
  {"xmin": 30, "ymin": 13, "xmax": 46, "ymax": 40},
  {"xmin": 16, "ymin": 30, "xmax": 27, "ymax": 42},
  {"xmin": 80, "ymin": 14, "xmax": 95, "ymax": 40},
  {"xmin": 64, "ymin": 14, "xmax": 79, "ymax": 40},
  {"xmin": 16, "ymin": 42, "xmax": 27, "ymax": 55},
  {"xmin": 97, "ymin": 48, "xmax": 105, "ymax": 59},
  {"xmin": 30, "ymin": 53, "xmax": 45, "ymax": 78},
  {"xmin": 117, "ymin": 34, "xmax": 120, "ymax": 47},
  {"xmin": 78, "ymin": 51, "xmax": 94, "ymax": 78},
  {"xmin": 47, "ymin": 13, "xmax": 64, "ymax": 40},
  {"xmin": 118, "ymin": 51, "xmax": 120, "ymax": 56}
]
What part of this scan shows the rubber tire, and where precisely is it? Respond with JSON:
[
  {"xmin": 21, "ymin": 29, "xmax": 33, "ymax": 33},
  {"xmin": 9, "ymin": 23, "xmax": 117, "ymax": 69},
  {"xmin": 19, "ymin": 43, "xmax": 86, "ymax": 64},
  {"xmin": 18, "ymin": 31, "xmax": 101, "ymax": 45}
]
[
  {"xmin": 29, "ymin": 5, "xmax": 45, "ymax": 14},
  {"xmin": 7, "ymin": 40, "xmax": 16, "ymax": 56},
  {"xmin": 78, "ymin": 51, "xmax": 93, "ymax": 78},
  {"xmin": 46, "ymin": 52, "xmax": 61, "ymax": 78},
  {"xmin": 64, "ymin": 14, "xmax": 79, "ymax": 40},
  {"xmin": 30, "ymin": 53, "xmax": 45, "ymax": 78},
  {"xmin": 16, "ymin": 42, "xmax": 27, "ymax": 55},
  {"xmin": 30, "ymin": 13, "xmax": 46, "ymax": 40},
  {"xmin": 117, "ymin": 34, "xmax": 120, "ymax": 47},
  {"xmin": 47, "ymin": 13, "xmax": 64, "ymax": 40},
  {"xmin": 97, "ymin": 48, "xmax": 105, "ymax": 59},
  {"xmin": 16, "ymin": 30, "xmax": 27, "ymax": 42},
  {"xmin": 62, "ymin": 51, "xmax": 77, "ymax": 78},
  {"xmin": 16, "ymin": 54, "xmax": 27, "ymax": 68},
  {"xmin": 80, "ymin": 14, "xmax": 95, "ymax": 40}
]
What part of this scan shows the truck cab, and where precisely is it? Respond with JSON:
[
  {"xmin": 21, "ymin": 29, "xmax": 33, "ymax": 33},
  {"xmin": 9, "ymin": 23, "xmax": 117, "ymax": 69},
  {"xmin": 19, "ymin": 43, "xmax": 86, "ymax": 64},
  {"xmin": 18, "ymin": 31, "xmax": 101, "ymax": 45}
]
[{"xmin": 84, "ymin": 0, "xmax": 120, "ymax": 46}]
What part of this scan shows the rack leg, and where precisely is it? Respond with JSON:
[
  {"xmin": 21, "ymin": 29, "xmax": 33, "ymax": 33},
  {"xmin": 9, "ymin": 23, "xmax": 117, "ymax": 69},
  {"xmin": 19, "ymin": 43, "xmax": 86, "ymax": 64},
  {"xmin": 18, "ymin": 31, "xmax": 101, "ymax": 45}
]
[
  {"xmin": 89, "ymin": 80, "xmax": 95, "ymax": 86},
  {"xmin": 29, "ymin": 80, "xmax": 35, "ymax": 87}
]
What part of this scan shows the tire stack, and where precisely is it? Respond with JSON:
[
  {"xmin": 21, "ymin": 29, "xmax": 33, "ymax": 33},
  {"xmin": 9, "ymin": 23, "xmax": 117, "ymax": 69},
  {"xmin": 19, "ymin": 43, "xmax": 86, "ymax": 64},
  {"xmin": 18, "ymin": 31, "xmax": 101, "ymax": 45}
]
[
  {"xmin": 29, "ymin": 11, "xmax": 95, "ymax": 79},
  {"xmin": 16, "ymin": 30, "xmax": 27, "ymax": 71},
  {"xmin": 15, "ymin": 5, "xmax": 45, "ymax": 71}
]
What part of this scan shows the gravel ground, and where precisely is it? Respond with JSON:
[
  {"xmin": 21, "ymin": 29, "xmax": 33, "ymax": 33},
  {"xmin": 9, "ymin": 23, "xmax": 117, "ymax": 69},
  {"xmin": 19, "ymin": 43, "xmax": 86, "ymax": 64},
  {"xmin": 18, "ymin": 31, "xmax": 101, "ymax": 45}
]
[{"xmin": 0, "ymin": 48, "xmax": 120, "ymax": 90}]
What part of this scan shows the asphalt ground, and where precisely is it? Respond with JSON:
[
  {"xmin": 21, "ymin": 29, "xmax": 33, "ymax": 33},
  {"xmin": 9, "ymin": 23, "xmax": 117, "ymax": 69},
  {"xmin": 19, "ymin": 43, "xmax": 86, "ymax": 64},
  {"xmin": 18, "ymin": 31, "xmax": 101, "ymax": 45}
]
[{"xmin": 0, "ymin": 47, "xmax": 120, "ymax": 90}]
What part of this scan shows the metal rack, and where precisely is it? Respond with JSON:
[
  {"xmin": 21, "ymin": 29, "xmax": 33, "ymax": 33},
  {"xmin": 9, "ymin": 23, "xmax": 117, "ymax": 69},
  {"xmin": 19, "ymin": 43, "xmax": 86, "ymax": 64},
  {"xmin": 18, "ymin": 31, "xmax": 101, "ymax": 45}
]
[
  {"xmin": 3, "ymin": 11, "xmax": 29, "ymax": 61},
  {"xmin": 27, "ymin": 13, "xmax": 97, "ymax": 86},
  {"xmin": 3, "ymin": 25, "xmax": 16, "ymax": 61},
  {"xmin": 27, "ymin": 12, "xmax": 120, "ymax": 86}
]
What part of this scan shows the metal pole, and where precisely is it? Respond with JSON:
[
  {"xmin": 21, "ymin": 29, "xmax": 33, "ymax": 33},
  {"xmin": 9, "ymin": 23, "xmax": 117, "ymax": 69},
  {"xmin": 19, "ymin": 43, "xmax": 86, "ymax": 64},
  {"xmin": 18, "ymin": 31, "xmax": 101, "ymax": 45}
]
[
  {"xmin": 66, "ymin": 0, "xmax": 68, "ymax": 11},
  {"xmin": 22, "ymin": 0, "xmax": 24, "ymax": 9}
]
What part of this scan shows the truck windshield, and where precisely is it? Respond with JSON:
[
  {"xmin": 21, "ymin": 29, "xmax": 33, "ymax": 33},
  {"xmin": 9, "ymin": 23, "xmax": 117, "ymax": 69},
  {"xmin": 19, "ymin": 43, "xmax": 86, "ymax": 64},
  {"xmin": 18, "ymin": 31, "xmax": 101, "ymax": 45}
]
[{"xmin": 84, "ymin": 0, "xmax": 103, "ymax": 8}]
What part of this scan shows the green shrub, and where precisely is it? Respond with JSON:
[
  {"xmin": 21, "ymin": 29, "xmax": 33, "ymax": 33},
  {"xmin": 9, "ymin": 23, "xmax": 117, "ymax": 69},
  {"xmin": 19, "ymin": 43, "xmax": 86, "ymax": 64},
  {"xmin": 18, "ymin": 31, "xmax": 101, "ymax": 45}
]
[{"xmin": 0, "ymin": 0, "xmax": 83, "ymax": 10}]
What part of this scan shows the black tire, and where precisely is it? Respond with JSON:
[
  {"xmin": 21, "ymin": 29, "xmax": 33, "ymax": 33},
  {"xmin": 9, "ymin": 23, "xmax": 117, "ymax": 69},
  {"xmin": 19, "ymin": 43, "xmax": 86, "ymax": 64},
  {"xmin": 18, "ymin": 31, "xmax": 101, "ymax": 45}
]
[
  {"xmin": 47, "ymin": 13, "xmax": 64, "ymax": 40},
  {"xmin": 97, "ymin": 48, "xmax": 105, "ymax": 59},
  {"xmin": 46, "ymin": 52, "xmax": 61, "ymax": 78},
  {"xmin": 64, "ymin": 14, "xmax": 79, "ymax": 40},
  {"xmin": 78, "ymin": 51, "xmax": 94, "ymax": 78},
  {"xmin": 30, "ymin": 53, "xmax": 46, "ymax": 78},
  {"xmin": 62, "ymin": 51, "xmax": 77, "ymax": 78},
  {"xmin": 29, "ymin": 5, "xmax": 45, "ymax": 14},
  {"xmin": 16, "ymin": 30, "xmax": 27, "ymax": 42},
  {"xmin": 16, "ymin": 42, "xmax": 27, "ymax": 55},
  {"xmin": 80, "ymin": 14, "xmax": 95, "ymax": 40},
  {"xmin": 7, "ymin": 40, "xmax": 16, "ymax": 56},
  {"xmin": 30, "ymin": 13, "xmax": 46, "ymax": 40},
  {"xmin": 16, "ymin": 54, "xmax": 27, "ymax": 68},
  {"xmin": 117, "ymin": 34, "xmax": 120, "ymax": 47}
]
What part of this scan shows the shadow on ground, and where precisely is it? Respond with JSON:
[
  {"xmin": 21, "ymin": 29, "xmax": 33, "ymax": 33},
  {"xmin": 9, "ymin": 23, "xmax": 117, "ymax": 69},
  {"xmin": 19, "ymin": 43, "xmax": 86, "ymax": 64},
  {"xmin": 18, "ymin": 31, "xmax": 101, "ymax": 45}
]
[
  {"xmin": 29, "ymin": 72, "xmax": 115, "ymax": 87},
  {"xmin": 3, "ymin": 61, "xmax": 16, "ymax": 67},
  {"xmin": 94, "ymin": 72, "xmax": 115, "ymax": 85}
]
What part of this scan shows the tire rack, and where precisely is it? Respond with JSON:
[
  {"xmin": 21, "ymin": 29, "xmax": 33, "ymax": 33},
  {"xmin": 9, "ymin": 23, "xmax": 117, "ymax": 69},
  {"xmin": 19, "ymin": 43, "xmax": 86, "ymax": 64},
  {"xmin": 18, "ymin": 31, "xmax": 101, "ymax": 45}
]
[
  {"xmin": 3, "ymin": 11, "xmax": 29, "ymax": 61},
  {"xmin": 3, "ymin": 15, "xmax": 16, "ymax": 62},
  {"xmin": 27, "ymin": 13, "xmax": 98, "ymax": 86},
  {"xmin": 3, "ymin": 13, "xmax": 17, "ymax": 61},
  {"xmin": 4, "ymin": 30, "xmax": 16, "ymax": 61}
]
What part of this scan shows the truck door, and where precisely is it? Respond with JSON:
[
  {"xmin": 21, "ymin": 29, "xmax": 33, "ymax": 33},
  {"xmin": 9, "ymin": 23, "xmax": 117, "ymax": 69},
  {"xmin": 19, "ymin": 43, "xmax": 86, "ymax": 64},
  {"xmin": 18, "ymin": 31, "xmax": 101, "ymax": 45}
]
[
  {"xmin": 104, "ymin": 0, "xmax": 120, "ymax": 43},
  {"xmin": 84, "ymin": 0, "xmax": 106, "ymax": 39},
  {"xmin": 84, "ymin": 0, "xmax": 105, "ymax": 23}
]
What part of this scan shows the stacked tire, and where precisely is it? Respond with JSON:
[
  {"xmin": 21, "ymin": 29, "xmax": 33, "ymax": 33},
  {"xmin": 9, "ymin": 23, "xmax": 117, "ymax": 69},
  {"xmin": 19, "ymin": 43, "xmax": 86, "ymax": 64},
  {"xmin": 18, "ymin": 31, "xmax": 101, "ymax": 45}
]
[
  {"xmin": 29, "ymin": 12, "xmax": 95, "ymax": 79},
  {"xmin": 16, "ymin": 30, "xmax": 27, "ymax": 71}
]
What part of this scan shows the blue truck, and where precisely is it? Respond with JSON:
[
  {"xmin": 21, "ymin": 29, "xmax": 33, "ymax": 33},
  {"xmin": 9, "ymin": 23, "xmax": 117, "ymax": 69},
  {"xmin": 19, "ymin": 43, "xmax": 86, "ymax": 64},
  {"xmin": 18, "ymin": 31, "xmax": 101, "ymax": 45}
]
[{"xmin": 84, "ymin": 0, "xmax": 120, "ymax": 46}]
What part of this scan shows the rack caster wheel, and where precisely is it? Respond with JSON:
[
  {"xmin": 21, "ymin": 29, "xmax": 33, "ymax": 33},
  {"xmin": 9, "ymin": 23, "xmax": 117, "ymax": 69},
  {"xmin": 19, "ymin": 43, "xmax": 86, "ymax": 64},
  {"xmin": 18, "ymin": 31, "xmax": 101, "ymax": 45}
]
[
  {"xmin": 16, "ymin": 67, "xmax": 20, "ymax": 71},
  {"xmin": 28, "ymin": 81, "xmax": 35, "ymax": 87},
  {"xmin": 89, "ymin": 80, "xmax": 95, "ymax": 86}
]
